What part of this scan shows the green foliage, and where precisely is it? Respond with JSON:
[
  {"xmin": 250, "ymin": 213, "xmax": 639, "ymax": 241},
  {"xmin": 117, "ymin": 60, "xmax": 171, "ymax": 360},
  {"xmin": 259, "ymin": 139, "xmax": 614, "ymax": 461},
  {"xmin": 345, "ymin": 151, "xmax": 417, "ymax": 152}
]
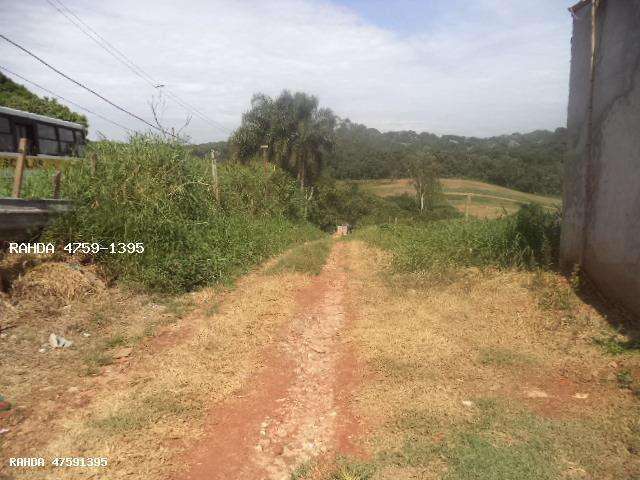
[
  {"xmin": 309, "ymin": 178, "xmax": 459, "ymax": 231},
  {"xmin": 0, "ymin": 73, "xmax": 88, "ymax": 126},
  {"xmin": 617, "ymin": 370, "xmax": 634, "ymax": 390},
  {"xmin": 189, "ymin": 141, "xmax": 229, "ymax": 161},
  {"xmin": 407, "ymin": 150, "xmax": 442, "ymax": 211},
  {"xmin": 267, "ymin": 238, "xmax": 332, "ymax": 275},
  {"xmin": 0, "ymin": 167, "xmax": 59, "ymax": 198},
  {"xmin": 513, "ymin": 204, "xmax": 561, "ymax": 267},
  {"xmin": 592, "ymin": 335, "xmax": 640, "ymax": 355},
  {"xmin": 325, "ymin": 120, "xmax": 566, "ymax": 196},
  {"xmin": 380, "ymin": 400, "xmax": 557, "ymax": 480},
  {"xmin": 44, "ymin": 135, "xmax": 321, "ymax": 293},
  {"xmin": 217, "ymin": 162, "xmax": 306, "ymax": 220},
  {"xmin": 355, "ymin": 204, "xmax": 561, "ymax": 274},
  {"xmin": 230, "ymin": 91, "xmax": 336, "ymax": 187}
]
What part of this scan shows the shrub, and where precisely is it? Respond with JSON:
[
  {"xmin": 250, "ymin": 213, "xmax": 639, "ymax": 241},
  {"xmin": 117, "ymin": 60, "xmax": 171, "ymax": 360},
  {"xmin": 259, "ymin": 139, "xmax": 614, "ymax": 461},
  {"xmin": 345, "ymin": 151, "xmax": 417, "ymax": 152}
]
[
  {"xmin": 355, "ymin": 204, "xmax": 561, "ymax": 273},
  {"xmin": 513, "ymin": 204, "xmax": 561, "ymax": 266},
  {"xmin": 45, "ymin": 135, "xmax": 322, "ymax": 292},
  {"xmin": 309, "ymin": 179, "xmax": 459, "ymax": 231}
]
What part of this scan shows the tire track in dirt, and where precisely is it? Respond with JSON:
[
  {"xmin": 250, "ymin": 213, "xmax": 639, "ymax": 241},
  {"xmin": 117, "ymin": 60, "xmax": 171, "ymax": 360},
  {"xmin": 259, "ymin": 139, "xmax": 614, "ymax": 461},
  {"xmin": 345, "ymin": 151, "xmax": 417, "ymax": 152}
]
[{"xmin": 178, "ymin": 241, "xmax": 363, "ymax": 480}]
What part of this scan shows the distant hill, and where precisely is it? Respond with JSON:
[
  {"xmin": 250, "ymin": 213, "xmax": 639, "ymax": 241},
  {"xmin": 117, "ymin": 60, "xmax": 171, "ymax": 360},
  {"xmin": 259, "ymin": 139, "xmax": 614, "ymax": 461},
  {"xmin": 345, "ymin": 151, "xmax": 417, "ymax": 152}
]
[
  {"xmin": 0, "ymin": 73, "xmax": 87, "ymax": 127},
  {"xmin": 190, "ymin": 140, "xmax": 229, "ymax": 161},
  {"xmin": 325, "ymin": 120, "xmax": 567, "ymax": 196}
]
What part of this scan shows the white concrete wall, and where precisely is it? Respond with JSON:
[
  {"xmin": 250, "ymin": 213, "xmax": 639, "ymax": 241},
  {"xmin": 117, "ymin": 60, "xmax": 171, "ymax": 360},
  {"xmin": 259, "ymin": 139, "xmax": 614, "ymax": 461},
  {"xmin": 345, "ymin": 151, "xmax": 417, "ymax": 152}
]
[{"xmin": 561, "ymin": 1, "xmax": 640, "ymax": 318}]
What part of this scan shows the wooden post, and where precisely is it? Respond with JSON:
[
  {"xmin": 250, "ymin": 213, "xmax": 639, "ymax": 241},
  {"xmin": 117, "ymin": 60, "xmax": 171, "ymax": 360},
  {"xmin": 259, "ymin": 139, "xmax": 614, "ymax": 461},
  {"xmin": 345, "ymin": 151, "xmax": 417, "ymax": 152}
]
[
  {"xmin": 90, "ymin": 153, "xmax": 97, "ymax": 176},
  {"xmin": 260, "ymin": 145, "xmax": 268, "ymax": 173},
  {"xmin": 52, "ymin": 170, "xmax": 62, "ymax": 199},
  {"xmin": 465, "ymin": 194, "xmax": 471, "ymax": 219},
  {"xmin": 211, "ymin": 149, "xmax": 219, "ymax": 202},
  {"xmin": 12, "ymin": 138, "xmax": 28, "ymax": 198}
]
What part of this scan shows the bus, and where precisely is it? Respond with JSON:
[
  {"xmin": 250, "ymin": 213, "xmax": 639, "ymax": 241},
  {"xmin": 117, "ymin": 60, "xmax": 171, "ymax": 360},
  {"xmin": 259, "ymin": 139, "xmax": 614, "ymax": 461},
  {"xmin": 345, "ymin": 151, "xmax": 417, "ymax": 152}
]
[{"xmin": 0, "ymin": 106, "xmax": 86, "ymax": 158}]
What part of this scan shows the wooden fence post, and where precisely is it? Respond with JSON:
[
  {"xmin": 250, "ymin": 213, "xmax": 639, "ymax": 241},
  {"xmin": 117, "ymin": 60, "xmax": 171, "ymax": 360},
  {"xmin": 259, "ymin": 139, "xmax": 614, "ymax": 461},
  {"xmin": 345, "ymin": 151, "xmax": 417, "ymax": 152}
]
[
  {"xmin": 465, "ymin": 194, "xmax": 471, "ymax": 220},
  {"xmin": 260, "ymin": 145, "xmax": 268, "ymax": 173},
  {"xmin": 90, "ymin": 153, "xmax": 97, "ymax": 176},
  {"xmin": 11, "ymin": 138, "xmax": 28, "ymax": 198},
  {"xmin": 52, "ymin": 170, "xmax": 62, "ymax": 199},
  {"xmin": 211, "ymin": 150, "xmax": 219, "ymax": 202}
]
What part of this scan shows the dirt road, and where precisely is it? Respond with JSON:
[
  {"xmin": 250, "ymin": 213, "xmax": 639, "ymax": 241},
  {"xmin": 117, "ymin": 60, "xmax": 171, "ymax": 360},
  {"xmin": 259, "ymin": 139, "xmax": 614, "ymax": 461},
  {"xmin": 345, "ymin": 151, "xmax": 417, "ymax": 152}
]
[
  {"xmin": 179, "ymin": 241, "xmax": 364, "ymax": 480},
  {"xmin": 4, "ymin": 240, "xmax": 638, "ymax": 480}
]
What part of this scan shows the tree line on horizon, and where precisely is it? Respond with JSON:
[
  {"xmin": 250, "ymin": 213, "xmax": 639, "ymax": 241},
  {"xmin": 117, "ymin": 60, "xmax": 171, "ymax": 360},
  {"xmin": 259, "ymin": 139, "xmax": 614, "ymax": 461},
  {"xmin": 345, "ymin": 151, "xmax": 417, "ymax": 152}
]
[
  {"xmin": 215, "ymin": 90, "xmax": 566, "ymax": 197},
  {"xmin": 0, "ymin": 74, "xmax": 565, "ymax": 197}
]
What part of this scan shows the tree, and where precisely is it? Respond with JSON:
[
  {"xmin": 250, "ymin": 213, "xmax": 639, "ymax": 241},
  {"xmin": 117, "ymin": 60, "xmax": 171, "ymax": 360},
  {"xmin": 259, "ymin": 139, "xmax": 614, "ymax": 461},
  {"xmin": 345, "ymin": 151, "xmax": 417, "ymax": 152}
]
[
  {"xmin": 230, "ymin": 90, "xmax": 336, "ymax": 188},
  {"xmin": 0, "ymin": 73, "xmax": 88, "ymax": 127},
  {"xmin": 408, "ymin": 151, "xmax": 442, "ymax": 212}
]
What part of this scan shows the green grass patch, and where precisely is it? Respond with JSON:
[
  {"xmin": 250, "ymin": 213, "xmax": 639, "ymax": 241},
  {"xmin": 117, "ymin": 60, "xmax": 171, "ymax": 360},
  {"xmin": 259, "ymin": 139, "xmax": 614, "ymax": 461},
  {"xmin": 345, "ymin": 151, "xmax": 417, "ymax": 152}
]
[
  {"xmin": 267, "ymin": 239, "xmax": 332, "ymax": 276},
  {"xmin": 593, "ymin": 335, "xmax": 640, "ymax": 355},
  {"xmin": 43, "ymin": 136, "xmax": 323, "ymax": 293},
  {"xmin": 376, "ymin": 398, "xmax": 558, "ymax": 480},
  {"xmin": 354, "ymin": 204, "xmax": 561, "ymax": 274}
]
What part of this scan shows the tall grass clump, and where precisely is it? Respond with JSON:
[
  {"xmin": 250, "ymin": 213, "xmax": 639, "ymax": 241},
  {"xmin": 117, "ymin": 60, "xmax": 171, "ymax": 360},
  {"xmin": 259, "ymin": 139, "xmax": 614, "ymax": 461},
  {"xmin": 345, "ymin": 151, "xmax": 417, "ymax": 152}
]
[
  {"xmin": 355, "ymin": 204, "xmax": 561, "ymax": 273},
  {"xmin": 309, "ymin": 179, "xmax": 460, "ymax": 231},
  {"xmin": 45, "ymin": 135, "xmax": 322, "ymax": 292}
]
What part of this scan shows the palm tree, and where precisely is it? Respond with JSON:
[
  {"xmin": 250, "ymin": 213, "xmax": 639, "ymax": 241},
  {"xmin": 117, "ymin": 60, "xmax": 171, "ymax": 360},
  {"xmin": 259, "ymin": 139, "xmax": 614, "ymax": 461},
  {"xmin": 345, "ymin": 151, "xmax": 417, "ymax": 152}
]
[{"xmin": 231, "ymin": 90, "xmax": 335, "ymax": 188}]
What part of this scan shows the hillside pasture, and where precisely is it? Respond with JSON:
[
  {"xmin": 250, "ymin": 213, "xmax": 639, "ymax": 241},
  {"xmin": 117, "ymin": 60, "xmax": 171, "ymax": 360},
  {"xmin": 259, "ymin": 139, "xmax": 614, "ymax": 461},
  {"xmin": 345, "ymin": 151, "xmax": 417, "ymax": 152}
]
[{"xmin": 350, "ymin": 178, "xmax": 562, "ymax": 219}]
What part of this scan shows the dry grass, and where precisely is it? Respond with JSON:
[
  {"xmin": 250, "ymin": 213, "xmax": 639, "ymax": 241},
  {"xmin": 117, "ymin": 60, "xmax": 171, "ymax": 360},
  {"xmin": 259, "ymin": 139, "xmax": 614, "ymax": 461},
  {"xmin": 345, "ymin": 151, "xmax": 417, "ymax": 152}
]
[
  {"xmin": 337, "ymin": 241, "xmax": 640, "ymax": 480},
  {"xmin": 0, "ymin": 255, "xmax": 311, "ymax": 479},
  {"xmin": 350, "ymin": 178, "xmax": 561, "ymax": 219},
  {"xmin": 11, "ymin": 262, "xmax": 106, "ymax": 305},
  {"xmin": 267, "ymin": 238, "xmax": 333, "ymax": 276}
]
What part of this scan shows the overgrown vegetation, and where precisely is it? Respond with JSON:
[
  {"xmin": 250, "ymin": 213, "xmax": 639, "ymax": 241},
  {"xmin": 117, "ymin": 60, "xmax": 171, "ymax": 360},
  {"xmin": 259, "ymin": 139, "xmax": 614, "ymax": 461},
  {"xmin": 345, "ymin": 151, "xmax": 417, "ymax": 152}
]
[
  {"xmin": 230, "ymin": 90, "xmax": 336, "ymax": 188},
  {"xmin": 44, "ymin": 136, "xmax": 323, "ymax": 293},
  {"xmin": 355, "ymin": 204, "xmax": 561, "ymax": 273},
  {"xmin": 324, "ymin": 120, "xmax": 566, "ymax": 196},
  {"xmin": 310, "ymin": 177, "xmax": 460, "ymax": 231}
]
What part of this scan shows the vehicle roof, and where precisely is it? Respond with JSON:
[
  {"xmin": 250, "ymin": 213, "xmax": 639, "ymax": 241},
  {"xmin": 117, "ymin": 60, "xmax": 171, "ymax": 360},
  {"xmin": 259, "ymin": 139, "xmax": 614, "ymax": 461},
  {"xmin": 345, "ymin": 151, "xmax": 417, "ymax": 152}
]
[{"xmin": 0, "ymin": 105, "xmax": 86, "ymax": 130}]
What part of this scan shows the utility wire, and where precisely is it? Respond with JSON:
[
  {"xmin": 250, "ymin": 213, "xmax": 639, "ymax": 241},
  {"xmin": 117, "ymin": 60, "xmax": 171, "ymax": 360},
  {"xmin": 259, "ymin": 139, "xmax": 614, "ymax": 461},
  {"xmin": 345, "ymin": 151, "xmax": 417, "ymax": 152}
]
[
  {"xmin": 46, "ymin": 0, "xmax": 231, "ymax": 135},
  {"xmin": 0, "ymin": 33, "xmax": 175, "ymax": 137},
  {"xmin": 0, "ymin": 64, "xmax": 132, "ymax": 134}
]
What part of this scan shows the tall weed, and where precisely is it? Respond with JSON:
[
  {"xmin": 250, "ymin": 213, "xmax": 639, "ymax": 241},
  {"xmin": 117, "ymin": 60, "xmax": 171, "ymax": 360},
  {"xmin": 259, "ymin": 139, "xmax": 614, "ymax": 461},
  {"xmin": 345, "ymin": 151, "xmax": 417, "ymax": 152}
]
[
  {"xmin": 355, "ymin": 204, "xmax": 561, "ymax": 274},
  {"xmin": 45, "ymin": 135, "xmax": 322, "ymax": 292}
]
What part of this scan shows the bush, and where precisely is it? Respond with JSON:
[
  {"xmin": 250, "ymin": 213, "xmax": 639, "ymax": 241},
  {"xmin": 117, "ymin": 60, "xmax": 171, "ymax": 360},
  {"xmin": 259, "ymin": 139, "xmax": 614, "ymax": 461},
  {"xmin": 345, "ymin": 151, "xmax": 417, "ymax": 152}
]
[
  {"xmin": 513, "ymin": 204, "xmax": 561, "ymax": 266},
  {"xmin": 45, "ymin": 136, "xmax": 322, "ymax": 292},
  {"xmin": 309, "ymin": 179, "xmax": 459, "ymax": 231},
  {"xmin": 355, "ymin": 204, "xmax": 561, "ymax": 273}
]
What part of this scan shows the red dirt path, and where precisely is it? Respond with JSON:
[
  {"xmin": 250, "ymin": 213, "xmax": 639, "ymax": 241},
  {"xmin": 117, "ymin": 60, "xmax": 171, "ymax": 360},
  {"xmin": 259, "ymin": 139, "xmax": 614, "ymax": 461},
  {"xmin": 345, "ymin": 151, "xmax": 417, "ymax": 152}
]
[{"xmin": 177, "ymin": 242, "xmax": 365, "ymax": 480}]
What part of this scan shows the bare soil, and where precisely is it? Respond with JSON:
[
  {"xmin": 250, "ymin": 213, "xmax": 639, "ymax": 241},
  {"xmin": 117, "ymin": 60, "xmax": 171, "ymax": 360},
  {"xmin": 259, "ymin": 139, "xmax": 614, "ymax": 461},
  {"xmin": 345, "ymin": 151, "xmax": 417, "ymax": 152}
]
[
  {"xmin": 2, "ymin": 240, "xmax": 639, "ymax": 480},
  {"xmin": 178, "ymin": 241, "xmax": 365, "ymax": 480}
]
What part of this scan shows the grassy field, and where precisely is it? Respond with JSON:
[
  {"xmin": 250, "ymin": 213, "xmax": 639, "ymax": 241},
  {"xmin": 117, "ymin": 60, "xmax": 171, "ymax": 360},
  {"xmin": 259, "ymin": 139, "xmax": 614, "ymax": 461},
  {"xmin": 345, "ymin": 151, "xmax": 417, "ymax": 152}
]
[
  {"xmin": 295, "ymin": 240, "xmax": 640, "ymax": 480},
  {"xmin": 349, "ymin": 178, "xmax": 562, "ymax": 219}
]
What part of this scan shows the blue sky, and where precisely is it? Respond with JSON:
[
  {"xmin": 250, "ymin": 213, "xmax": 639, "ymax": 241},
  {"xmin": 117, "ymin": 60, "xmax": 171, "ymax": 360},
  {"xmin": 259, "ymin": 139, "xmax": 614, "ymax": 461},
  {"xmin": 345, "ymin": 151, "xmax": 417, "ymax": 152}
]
[{"xmin": 0, "ymin": 0, "xmax": 578, "ymax": 142}]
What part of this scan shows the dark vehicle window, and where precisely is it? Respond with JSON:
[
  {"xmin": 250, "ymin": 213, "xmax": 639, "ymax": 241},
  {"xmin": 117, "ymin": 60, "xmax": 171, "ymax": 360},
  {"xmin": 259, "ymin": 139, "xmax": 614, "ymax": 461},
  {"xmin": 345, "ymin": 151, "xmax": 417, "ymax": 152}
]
[
  {"xmin": 0, "ymin": 133, "xmax": 13, "ymax": 151},
  {"xmin": 59, "ymin": 128, "xmax": 74, "ymax": 142},
  {"xmin": 59, "ymin": 141, "xmax": 76, "ymax": 156},
  {"xmin": 0, "ymin": 117, "xmax": 10, "ymax": 133},
  {"xmin": 38, "ymin": 123, "xmax": 57, "ymax": 140},
  {"xmin": 39, "ymin": 139, "xmax": 59, "ymax": 155},
  {"xmin": 74, "ymin": 130, "xmax": 85, "ymax": 143}
]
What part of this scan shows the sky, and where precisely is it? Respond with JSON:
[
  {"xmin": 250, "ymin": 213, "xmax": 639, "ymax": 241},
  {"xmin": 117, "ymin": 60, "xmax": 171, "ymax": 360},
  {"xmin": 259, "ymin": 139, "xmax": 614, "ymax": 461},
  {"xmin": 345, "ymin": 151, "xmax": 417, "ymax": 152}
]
[{"xmin": 0, "ymin": 0, "xmax": 577, "ymax": 142}]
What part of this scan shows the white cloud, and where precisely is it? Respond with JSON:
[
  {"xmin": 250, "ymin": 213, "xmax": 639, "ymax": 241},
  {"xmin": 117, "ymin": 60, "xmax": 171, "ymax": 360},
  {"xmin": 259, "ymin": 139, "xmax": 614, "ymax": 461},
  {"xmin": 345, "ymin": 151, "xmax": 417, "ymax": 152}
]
[{"xmin": 0, "ymin": 0, "xmax": 575, "ymax": 141}]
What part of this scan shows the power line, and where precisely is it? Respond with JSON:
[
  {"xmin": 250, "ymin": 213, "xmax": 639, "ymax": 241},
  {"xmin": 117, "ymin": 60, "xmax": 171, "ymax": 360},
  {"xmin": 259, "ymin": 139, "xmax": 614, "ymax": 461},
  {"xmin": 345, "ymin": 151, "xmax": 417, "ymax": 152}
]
[
  {"xmin": 0, "ymin": 33, "xmax": 175, "ymax": 137},
  {"xmin": 0, "ymin": 64, "xmax": 132, "ymax": 134},
  {"xmin": 46, "ymin": 0, "xmax": 231, "ymax": 135}
]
